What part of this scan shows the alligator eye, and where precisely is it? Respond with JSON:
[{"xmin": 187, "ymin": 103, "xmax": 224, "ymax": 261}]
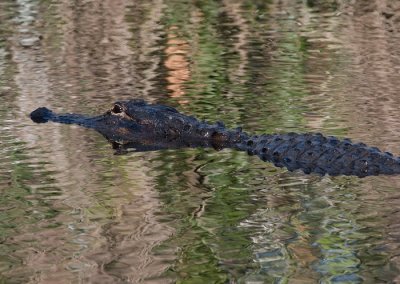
[{"xmin": 111, "ymin": 104, "xmax": 123, "ymax": 114}]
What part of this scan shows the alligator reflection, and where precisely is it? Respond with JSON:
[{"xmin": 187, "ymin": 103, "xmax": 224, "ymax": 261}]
[{"xmin": 31, "ymin": 100, "xmax": 400, "ymax": 177}]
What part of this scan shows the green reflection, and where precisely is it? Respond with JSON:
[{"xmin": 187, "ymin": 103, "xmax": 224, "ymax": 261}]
[{"xmin": 151, "ymin": 148, "xmax": 262, "ymax": 282}]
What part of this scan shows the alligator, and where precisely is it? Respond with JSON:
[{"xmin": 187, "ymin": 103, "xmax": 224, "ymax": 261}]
[{"xmin": 30, "ymin": 99, "xmax": 400, "ymax": 177}]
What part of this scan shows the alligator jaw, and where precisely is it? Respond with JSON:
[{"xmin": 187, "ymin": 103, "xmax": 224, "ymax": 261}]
[
  {"xmin": 30, "ymin": 106, "xmax": 148, "ymax": 144},
  {"xmin": 30, "ymin": 107, "xmax": 98, "ymax": 128},
  {"xmin": 29, "ymin": 104, "xmax": 235, "ymax": 152}
]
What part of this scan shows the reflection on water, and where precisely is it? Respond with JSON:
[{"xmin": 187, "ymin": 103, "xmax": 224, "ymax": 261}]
[{"xmin": 2, "ymin": 0, "xmax": 400, "ymax": 282}]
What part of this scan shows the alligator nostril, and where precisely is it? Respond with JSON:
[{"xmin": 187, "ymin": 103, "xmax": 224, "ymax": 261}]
[
  {"xmin": 30, "ymin": 107, "xmax": 53, "ymax": 123},
  {"xmin": 112, "ymin": 104, "xmax": 123, "ymax": 114}
]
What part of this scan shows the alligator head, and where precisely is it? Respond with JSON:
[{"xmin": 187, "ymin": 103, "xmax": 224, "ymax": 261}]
[{"xmin": 30, "ymin": 100, "xmax": 235, "ymax": 153}]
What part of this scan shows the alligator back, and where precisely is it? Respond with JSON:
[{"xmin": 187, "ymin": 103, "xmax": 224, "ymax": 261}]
[{"xmin": 235, "ymin": 132, "xmax": 400, "ymax": 177}]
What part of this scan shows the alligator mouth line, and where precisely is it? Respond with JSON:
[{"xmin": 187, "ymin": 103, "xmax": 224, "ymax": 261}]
[{"xmin": 30, "ymin": 107, "xmax": 96, "ymax": 128}]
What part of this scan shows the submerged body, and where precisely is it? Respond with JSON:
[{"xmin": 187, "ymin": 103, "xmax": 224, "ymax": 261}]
[{"xmin": 30, "ymin": 100, "xmax": 400, "ymax": 177}]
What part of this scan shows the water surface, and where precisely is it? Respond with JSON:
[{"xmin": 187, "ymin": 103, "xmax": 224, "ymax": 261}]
[{"xmin": 1, "ymin": 0, "xmax": 400, "ymax": 283}]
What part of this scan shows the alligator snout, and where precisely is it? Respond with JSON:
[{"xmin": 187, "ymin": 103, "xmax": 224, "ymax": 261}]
[{"xmin": 30, "ymin": 107, "xmax": 53, "ymax": 123}]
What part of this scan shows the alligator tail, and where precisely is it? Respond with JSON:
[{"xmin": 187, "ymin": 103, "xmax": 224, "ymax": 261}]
[{"xmin": 234, "ymin": 132, "xmax": 400, "ymax": 177}]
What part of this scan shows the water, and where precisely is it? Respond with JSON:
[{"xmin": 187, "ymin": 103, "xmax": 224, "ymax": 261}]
[{"xmin": 1, "ymin": 0, "xmax": 400, "ymax": 282}]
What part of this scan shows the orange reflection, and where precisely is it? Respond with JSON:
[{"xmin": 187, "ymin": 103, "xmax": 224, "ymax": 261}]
[{"xmin": 164, "ymin": 27, "xmax": 190, "ymax": 100}]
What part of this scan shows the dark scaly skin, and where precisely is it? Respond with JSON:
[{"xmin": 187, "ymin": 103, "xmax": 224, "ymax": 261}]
[
  {"xmin": 236, "ymin": 133, "xmax": 400, "ymax": 177},
  {"xmin": 30, "ymin": 100, "xmax": 400, "ymax": 177}
]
